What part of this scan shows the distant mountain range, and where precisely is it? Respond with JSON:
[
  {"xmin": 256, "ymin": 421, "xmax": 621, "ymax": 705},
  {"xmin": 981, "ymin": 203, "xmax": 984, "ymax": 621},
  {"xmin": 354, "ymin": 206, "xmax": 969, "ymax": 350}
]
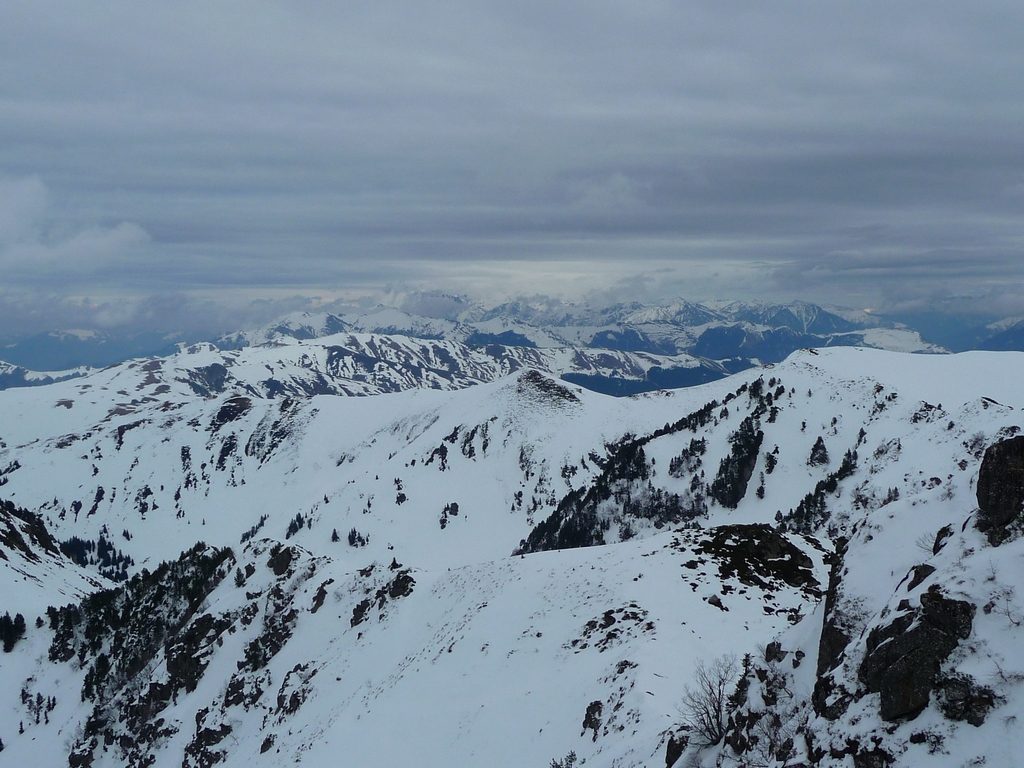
[
  {"xmin": 5, "ymin": 297, "xmax": 1024, "ymax": 400},
  {"xmin": 7, "ymin": 297, "xmax": 1019, "ymax": 382},
  {"xmin": 0, "ymin": 298, "xmax": 960, "ymax": 396}
]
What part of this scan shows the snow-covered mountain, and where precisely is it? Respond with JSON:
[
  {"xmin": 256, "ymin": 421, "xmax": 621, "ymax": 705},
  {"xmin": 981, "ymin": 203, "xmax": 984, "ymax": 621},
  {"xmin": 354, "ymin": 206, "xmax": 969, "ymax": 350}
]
[
  {"xmin": 211, "ymin": 299, "xmax": 943, "ymax": 395},
  {"xmin": 0, "ymin": 360, "xmax": 88, "ymax": 391},
  {"xmin": 223, "ymin": 298, "xmax": 943, "ymax": 358},
  {"xmin": 0, "ymin": 331, "xmax": 731, "ymax": 409},
  {"xmin": 0, "ymin": 298, "xmax": 947, "ymax": 396},
  {"xmin": 1, "ymin": 345, "xmax": 1022, "ymax": 766}
]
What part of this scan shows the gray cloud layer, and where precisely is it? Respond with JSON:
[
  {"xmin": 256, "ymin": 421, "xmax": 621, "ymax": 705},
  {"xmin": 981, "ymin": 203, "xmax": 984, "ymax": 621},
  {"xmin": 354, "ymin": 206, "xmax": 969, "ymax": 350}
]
[{"xmin": 1, "ymin": 1, "xmax": 1022, "ymax": 334}]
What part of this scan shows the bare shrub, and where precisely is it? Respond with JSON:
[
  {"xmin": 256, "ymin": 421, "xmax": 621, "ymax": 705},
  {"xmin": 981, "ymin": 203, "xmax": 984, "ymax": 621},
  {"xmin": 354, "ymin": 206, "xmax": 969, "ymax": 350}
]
[{"xmin": 679, "ymin": 655, "xmax": 738, "ymax": 747}]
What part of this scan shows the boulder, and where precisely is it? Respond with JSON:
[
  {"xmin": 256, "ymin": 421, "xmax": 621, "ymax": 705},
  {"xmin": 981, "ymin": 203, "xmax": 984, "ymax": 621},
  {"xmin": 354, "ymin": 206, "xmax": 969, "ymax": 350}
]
[
  {"xmin": 935, "ymin": 674, "xmax": 999, "ymax": 726},
  {"xmin": 859, "ymin": 587, "xmax": 974, "ymax": 721},
  {"xmin": 976, "ymin": 436, "xmax": 1024, "ymax": 543}
]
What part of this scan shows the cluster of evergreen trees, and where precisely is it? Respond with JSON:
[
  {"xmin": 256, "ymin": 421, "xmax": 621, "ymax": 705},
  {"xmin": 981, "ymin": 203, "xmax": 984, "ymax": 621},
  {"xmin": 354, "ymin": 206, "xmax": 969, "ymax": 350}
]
[
  {"xmin": 709, "ymin": 415, "xmax": 765, "ymax": 509},
  {"xmin": 668, "ymin": 438, "xmax": 707, "ymax": 478},
  {"xmin": 285, "ymin": 512, "xmax": 310, "ymax": 539},
  {"xmin": 0, "ymin": 611, "xmax": 26, "ymax": 652},
  {"xmin": 347, "ymin": 527, "xmax": 367, "ymax": 546},
  {"xmin": 239, "ymin": 514, "xmax": 268, "ymax": 544},
  {"xmin": 47, "ymin": 542, "xmax": 232, "ymax": 703},
  {"xmin": 778, "ymin": 447, "xmax": 859, "ymax": 533},
  {"xmin": 60, "ymin": 533, "xmax": 135, "ymax": 581}
]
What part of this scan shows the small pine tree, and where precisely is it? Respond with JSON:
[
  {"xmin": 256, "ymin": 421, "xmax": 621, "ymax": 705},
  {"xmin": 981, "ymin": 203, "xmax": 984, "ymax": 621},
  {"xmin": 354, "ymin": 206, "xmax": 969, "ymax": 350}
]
[
  {"xmin": 331, "ymin": 528, "xmax": 340, "ymax": 543},
  {"xmin": 808, "ymin": 436, "xmax": 830, "ymax": 466}
]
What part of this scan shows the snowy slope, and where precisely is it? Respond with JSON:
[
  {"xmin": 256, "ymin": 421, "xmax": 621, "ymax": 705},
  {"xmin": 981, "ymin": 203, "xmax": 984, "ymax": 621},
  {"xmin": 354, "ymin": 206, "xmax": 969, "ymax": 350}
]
[
  {"xmin": 0, "ymin": 500, "xmax": 108, "ymax": 616},
  {"xmin": 1, "ymin": 348, "xmax": 1023, "ymax": 766},
  {"xmin": 0, "ymin": 527, "xmax": 827, "ymax": 768},
  {"xmin": 0, "ymin": 349, "xmax": 1020, "ymax": 572}
]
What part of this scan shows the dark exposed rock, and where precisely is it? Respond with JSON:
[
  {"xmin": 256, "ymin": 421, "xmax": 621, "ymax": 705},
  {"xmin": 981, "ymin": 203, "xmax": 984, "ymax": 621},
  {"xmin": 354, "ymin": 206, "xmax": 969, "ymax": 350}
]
[
  {"xmin": 813, "ymin": 538, "xmax": 855, "ymax": 719},
  {"xmin": 211, "ymin": 395, "xmax": 251, "ymax": 432},
  {"xmin": 351, "ymin": 569, "xmax": 416, "ymax": 627},
  {"xmin": 68, "ymin": 740, "xmax": 98, "ymax": 768},
  {"xmin": 935, "ymin": 673, "xmax": 999, "ymax": 726},
  {"xmin": 351, "ymin": 598, "xmax": 372, "ymax": 627},
  {"xmin": 976, "ymin": 435, "xmax": 1024, "ymax": 543},
  {"xmin": 516, "ymin": 370, "xmax": 580, "ymax": 405},
  {"xmin": 664, "ymin": 731, "xmax": 688, "ymax": 767},
  {"xmin": 267, "ymin": 544, "xmax": 294, "ymax": 576},
  {"xmin": 310, "ymin": 578, "xmax": 334, "ymax": 613},
  {"xmin": 859, "ymin": 587, "xmax": 974, "ymax": 721},
  {"xmin": 183, "ymin": 715, "xmax": 232, "ymax": 768},
  {"xmin": 243, "ymin": 604, "xmax": 298, "ymax": 671},
  {"xmin": 905, "ymin": 564, "xmax": 936, "ymax": 592},
  {"xmin": 919, "ymin": 588, "xmax": 975, "ymax": 639},
  {"xmin": 387, "ymin": 570, "xmax": 415, "ymax": 599},
  {"xmin": 0, "ymin": 498, "xmax": 62, "ymax": 561},
  {"xmin": 276, "ymin": 663, "xmax": 314, "ymax": 716},
  {"xmin": 764, "ymin": 641, "xmax": 786, "ymax": 663},
  {"xmin": 582, "ymin": 700, "xmax": 603, "ymax": 741},
  {"xmin": 693, "ymin": 524, "xmax": 820, "ymax": 596},
  {"xmin": 183, "ymin": 363, "xmax": 230, "ymax": 397},
  {"xmin": 224, "ymin": 670, "xmax": 267, "ymax": 709},
  {"xmin": 166, "ymin": 612, "xmax": 233, "ymax": 694},
  {"xmin": 569, "ymin": 603, "xmax": 654, "ymax": 652},
  {"xmin": 932, "ymin": 525, "xmax": 953, "ymax": 555},
  {"xmin": 852, "ymin": 746, "xmax": 894, "ymax": 768}
]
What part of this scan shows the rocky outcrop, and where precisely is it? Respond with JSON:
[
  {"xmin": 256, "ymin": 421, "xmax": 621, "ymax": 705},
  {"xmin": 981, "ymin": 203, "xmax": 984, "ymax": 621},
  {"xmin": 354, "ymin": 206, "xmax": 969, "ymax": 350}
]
[
  {"xmin": 858, "ymin": 587, "xmax": 974, "ymax": 721},
  {"xmin": 350, "ymin": 565, "xmax": 416, "ymax": 628},
  {"xmin": 934, "ymin": 673, "xmax": 999, "ymax": 726},
  {"xmin": 976, "ymin": 435, "xmax": 1024, "ymax": 544},
  {"xmin": 693, "ymin": 523, "xmax": 821, "ymax": 596},
  {"xmin": 812, "ymin": 537, "xmax": 852, "ymax": 720},
  {"xmin": 0, "ymin": 498, "xmax": 62, "ymax": 561}
]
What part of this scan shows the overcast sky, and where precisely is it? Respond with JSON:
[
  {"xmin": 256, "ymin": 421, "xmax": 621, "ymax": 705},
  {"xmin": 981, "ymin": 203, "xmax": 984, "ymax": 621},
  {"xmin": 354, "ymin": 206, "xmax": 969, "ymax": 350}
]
[{"xmin": 1, "ymin": 1, "xmax": 1023, "ymax": 335}]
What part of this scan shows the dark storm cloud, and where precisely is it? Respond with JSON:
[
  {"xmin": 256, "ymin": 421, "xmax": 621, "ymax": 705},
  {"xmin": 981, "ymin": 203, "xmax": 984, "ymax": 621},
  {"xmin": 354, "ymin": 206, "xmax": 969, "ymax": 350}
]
[{"xmin": 1, "ymin": 1, "xmax": 1022, "ymax": 332}]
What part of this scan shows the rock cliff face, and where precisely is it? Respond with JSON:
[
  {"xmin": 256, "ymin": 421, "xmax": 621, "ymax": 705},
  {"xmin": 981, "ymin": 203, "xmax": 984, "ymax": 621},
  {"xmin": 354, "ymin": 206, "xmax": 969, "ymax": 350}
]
[
  {"xmin": 858, "ymin": 588, "xmax": 974, "ymax": 721},
  {"xmin": 976, "ymin": 434, "xmax": 1024, "ymax": 543}
]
